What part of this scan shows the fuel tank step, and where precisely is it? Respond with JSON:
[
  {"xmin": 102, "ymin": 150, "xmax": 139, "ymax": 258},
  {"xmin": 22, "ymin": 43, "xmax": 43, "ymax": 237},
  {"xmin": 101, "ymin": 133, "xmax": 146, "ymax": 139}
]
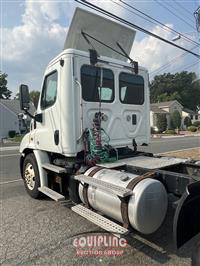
[
  {"xmin": 42, "ymin": 163, "xmax": 67, "ymax": 174},
  {"xmin": 71, "ymin": 204, "xmax": 129, "ymax": 237},
  {"xmin": 38, "ymin": 186, "xmax": 65, "ymax": 201},
  {"xmin": 74, "ymin": 174, "xmax": 133, "ymax": 197}
]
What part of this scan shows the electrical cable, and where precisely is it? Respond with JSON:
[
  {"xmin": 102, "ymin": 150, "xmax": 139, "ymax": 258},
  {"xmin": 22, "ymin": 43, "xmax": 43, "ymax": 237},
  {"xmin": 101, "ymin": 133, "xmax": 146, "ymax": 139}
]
[
  {"xmin": 174, "ymin": 0, "xmax": 194, "ymax": 18},
  {"xmin": 117, "ymin": 0, "xmax": 199, "ymax": 46},
  {"xmin": 169, "ymin": 60, "xmax": 199, "ymax": 73},
  {"xmin": 75, "ymin": 0, "xmax": 200, "ymax": 59},
  {"xmin": 154, "ymin": 0, "xmax": 196, "ymax": 31},
  {"xmin": 149, "ymin": 44, "xmax": 200, "ymax": 75}
]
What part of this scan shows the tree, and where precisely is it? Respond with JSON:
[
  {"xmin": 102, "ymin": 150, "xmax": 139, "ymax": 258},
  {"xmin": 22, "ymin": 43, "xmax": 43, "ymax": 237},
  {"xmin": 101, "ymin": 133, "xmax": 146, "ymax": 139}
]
[
  {"xmin": 15, "ymin": 90, "xmax": 40, "ymax": 108},
  {"xmin": 150, "ymin": 71, "xmax": 200, "ymax": 111},
  {"xmin": 156, "ymin": 113, "xmax": 167, "ymax": 133},
  {"xmin": 30, "ymin": 91, "xmax": 40, "ymax": 108},
  {"xmin": 184, "ymin": 116, "xmax": 192, "ymax": 127},
  {"xmin": 171, "ymin": 110, "xmax": 182, "ymax": 129},
  {"xmin": 0, "ymin": 72, "xmax": 12, "ymax": 99}
]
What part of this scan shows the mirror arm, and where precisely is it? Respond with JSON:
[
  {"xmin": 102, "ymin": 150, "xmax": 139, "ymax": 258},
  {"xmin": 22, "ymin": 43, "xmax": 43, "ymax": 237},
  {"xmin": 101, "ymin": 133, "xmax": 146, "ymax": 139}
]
[{"xmin": 24, "ymin": 109, "xmax": 35, "ymax": 119}]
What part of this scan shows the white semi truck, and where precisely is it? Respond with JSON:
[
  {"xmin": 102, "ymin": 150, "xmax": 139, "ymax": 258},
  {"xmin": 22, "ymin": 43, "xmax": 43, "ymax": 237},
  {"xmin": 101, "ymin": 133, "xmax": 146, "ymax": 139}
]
[{"xmin": 19, "ymin": 7, "xmax": 200, "ymax": 256}]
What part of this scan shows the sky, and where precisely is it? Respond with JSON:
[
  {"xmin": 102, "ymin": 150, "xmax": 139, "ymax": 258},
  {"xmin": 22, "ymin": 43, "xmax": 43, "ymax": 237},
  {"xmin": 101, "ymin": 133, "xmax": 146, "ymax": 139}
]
[{"xmin": 1, "ymin": 0, "xmax": 200, "ymax": 96}]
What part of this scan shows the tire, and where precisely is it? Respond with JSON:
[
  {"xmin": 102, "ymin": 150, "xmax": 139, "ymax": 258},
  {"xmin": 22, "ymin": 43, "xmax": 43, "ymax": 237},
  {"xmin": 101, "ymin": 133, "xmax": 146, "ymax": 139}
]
[
  {"xmin": 23, "ymin": 153, "xmax": 42, "ymax": 199},
  {"xmin": 192, "ymin": 241, "xmax": 200, "ymax": 266}
]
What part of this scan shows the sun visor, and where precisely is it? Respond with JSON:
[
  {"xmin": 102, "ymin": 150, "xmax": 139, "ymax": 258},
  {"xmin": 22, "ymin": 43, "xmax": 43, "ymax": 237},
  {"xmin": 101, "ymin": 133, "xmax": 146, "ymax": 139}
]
[{"xmin": 64, "ymin": 7, "xmax": 136, "ymax": 62}]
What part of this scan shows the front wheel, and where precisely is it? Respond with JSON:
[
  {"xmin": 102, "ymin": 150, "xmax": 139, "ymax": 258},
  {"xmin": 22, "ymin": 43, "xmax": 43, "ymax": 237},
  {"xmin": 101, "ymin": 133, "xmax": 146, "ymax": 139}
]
[
  {"xmin": 23, "ymin": 153, "xmax": 41, "ymax": 199},
  {"xmin": 192, "ymin": 241, "xmax": 200, "ymax": 266}
]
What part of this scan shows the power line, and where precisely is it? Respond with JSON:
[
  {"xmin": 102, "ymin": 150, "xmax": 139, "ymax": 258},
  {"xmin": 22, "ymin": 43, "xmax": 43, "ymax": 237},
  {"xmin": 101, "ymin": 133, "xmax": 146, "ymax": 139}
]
[
  {"xmin": 75, "ymin": 0, "xmax": 200, "ymax": 59},
  {"xmin": 174, "ymin": 0, "xmax": 194, "ymax": 18},
  {"xmin": 150, "ymin": 45, "xmax": 200, "ymax": 75},
  {"xmin": 118, "ymin": 0, "xmax": 200, "ymax": 46},
  {"xmin": 169, "ymin": 60, "xmax": 199, "ymax": 74},
  {"xmin": 154, "ymin": 0, "xmax": 196, "ymax": 31},
  {"xmin": 111, "ymin": 0, "xmax": 160, "ymax": 28},
  {"xmin": 166, "ymin": 1, "xmax": 194, "ymax": 25}
]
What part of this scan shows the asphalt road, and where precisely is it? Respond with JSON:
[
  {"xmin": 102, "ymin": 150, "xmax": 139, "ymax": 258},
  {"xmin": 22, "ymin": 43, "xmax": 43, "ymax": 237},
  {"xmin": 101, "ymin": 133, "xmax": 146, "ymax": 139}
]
[
  {"xmin": 0, "ymin": 136, "xmax": 200, "ymax": 266},
  {"xmin": 139, "ymin": 136, "xmax": 200, "ymax": 154}
]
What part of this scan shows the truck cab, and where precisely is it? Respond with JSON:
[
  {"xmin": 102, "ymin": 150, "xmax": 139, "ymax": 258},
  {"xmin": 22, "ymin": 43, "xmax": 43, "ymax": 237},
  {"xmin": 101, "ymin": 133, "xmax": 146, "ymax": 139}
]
[{"xmin": 21, "ymin": 7, "xmax": 150, "ymax": 157}]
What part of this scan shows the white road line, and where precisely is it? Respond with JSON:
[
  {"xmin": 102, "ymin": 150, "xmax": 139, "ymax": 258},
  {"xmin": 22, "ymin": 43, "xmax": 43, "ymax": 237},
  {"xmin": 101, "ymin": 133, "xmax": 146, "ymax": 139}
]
[
  {"xmin": 0, "ymin": 153, "xmax": 20, "ymax": 157},
  {"xmin": 157, "ymin": 147, "xmax": 200, "ymax": 155},
  {"xmin": 0, "ymin": 179, "xmax": 22, "ymax": 185},
  {"xmin": 0, "ymin": 146, "xmax": 19, "ymax": 151},
  {"xmin": 151, "ymin": 138, "xmax": 200, "ymax": 144}
]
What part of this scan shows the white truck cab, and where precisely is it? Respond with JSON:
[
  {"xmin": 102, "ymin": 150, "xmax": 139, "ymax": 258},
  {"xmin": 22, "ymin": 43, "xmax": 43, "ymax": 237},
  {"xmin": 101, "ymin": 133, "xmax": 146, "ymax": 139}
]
[
  {"xmin": 20, "ymin": 7, "xmax": 150, "ymax": 157},
  {"xmin": 19, "ymin": 7, "xmax": 200, "ymax": 254},
  {"xmin": 21, "ymin": 48, "xmax": 150, "ymax": 156}
]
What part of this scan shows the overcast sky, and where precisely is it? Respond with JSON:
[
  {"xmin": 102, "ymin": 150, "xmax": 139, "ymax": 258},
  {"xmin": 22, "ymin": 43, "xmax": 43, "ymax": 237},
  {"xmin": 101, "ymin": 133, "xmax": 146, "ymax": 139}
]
[{"xmin": 1, "ymin": 0, "xmax": 200, "ymax": 96}]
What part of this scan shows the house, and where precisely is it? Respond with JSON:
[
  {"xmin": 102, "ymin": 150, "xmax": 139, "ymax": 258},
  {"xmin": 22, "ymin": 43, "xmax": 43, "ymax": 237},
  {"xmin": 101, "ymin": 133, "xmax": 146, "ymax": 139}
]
[
  {"xmin": 150, "ymin": 100, "xmax": 199, "ymax": 130},
  {"xmin": 0, "ymin": 99, "xmax": 35, "ymax": 139},
  {"xmin": 150, "ymin": 105, "xmax": 170, "ymax": 131},
  {"xmin": 182, "ymin": 108, "xmax": 200, "ymax": 124},
  {"xmin": 150, "ymin": 100, "xmax": 183, "ymax": 129}
]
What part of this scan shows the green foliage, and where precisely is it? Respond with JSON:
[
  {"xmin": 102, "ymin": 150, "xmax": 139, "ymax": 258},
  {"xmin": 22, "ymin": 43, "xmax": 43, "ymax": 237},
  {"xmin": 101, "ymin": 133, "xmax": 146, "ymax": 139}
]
[
  {"xmin": 13, "ymin": 135, "xmax": 24, "ymax": 142},
  {"xmin": 16, "ymin": 90, "xmax": 40, "ymax": 108},
  {"xmin": 30, "ymin": 91, "xmax": 40, "ymax": 108},
  {"xmin": 156, "ymin": 113, "xmax": 167, "ymax": 133},
  {"xmin": 0, "ymin": 72, "xmax": 12, "ymax": 99},
  {"xmin": 157, "ymin": 91, "xmax": 181, "ymax": 103},
  {"xmin": 184, "ymin": 116, "xmax": 192, "ymax": 127},
  {"xmin": 193, "ymin": 121, "xmax": 200, "ymax": 127},
  {"xmin": 165, "ymin": 129, "xmax": 176, "ymax": 134},
  {"xmin": 150, "ymin": 71, "xmax": 200, "ymax": 111},
  {"xmin": 171, "ymin": 110, "xmax": 182, "ymax": 129},
  {"xmin": 187, "ymin": 126, "xmax": 197, "ymax": 132},
  {"xmin": 8, "ymin": 130, "xmax": 16, "ymax": 138}
]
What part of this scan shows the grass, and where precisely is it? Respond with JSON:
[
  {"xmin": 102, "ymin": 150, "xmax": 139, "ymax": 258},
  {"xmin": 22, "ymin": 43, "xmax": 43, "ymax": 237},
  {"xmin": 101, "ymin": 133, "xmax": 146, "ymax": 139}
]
[
  {"xmin": 161, "ymin": 148, "xmax": 200, "ymax": 161},
  {"xmin": 11, "ymin": 135, "xmax": 24, "ymax": 143}
]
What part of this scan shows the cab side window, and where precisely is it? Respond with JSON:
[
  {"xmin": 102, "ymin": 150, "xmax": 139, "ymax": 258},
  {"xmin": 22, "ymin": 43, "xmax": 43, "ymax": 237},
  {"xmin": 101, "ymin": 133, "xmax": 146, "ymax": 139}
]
[{"xmin": 41, "ymin": 71, "xmax": 57, "ymax": 109}]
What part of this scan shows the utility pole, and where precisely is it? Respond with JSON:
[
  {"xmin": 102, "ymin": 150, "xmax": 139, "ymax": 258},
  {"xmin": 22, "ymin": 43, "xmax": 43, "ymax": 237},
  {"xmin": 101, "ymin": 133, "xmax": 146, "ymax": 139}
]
[{"xmin": 194, "ymin": 6, "xmax": 200, "ymax": 32}]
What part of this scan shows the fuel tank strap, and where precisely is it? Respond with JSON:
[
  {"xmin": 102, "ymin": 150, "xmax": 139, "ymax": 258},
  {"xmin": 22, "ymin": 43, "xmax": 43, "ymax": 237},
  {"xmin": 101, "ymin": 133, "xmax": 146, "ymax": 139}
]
[
  {"xmin": 88, "ymin": 166, "xmax": 105, "ymax": 177},
  {"xmin": 121, "ymin": 171, "xmax": 155, "ymax": 229},
  {"xmin": 82, "ymin": 166, "xmax": 105, "ymax": 207}
]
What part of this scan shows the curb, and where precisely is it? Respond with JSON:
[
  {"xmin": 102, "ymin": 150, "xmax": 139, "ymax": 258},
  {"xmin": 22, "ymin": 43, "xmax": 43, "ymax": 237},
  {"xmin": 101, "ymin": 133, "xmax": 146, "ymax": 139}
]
[{"xmin": 152, "ymin": 134, "xmax": 200, "ymax": 139}]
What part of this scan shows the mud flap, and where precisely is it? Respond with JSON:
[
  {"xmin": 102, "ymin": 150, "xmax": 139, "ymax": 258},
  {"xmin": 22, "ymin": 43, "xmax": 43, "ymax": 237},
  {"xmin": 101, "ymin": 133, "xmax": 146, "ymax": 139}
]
[{"xmin": 173, "ymin": 181, "xmax": 200, "ymax": 249}]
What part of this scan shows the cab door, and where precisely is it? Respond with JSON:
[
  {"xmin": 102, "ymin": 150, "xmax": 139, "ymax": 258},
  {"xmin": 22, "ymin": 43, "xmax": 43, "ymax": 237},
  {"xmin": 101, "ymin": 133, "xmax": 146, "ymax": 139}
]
[{"xmin": 34, "ymin": 64, "xmax": 61, "ymax": 153}]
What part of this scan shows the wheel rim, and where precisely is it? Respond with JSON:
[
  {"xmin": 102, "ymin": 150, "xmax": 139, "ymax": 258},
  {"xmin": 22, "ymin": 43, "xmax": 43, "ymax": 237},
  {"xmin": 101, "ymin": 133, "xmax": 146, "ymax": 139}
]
[{"xmin": 24, "ymin": 163, "xmax": 35, "ymax": 190}]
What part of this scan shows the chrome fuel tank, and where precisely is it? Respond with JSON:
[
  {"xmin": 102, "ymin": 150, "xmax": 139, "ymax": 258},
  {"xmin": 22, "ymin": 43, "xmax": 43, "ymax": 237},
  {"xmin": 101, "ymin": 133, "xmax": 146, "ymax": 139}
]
[{"xmin": 79, "ymin": 167, "xmax": 168, "ymax": 234}]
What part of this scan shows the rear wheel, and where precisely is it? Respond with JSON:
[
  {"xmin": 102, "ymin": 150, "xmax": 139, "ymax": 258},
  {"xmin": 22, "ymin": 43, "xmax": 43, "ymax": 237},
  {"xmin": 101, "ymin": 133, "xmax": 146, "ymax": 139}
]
[{"xmin": 23, "ymin": 153, "xmax": 41, "ymax": 199}]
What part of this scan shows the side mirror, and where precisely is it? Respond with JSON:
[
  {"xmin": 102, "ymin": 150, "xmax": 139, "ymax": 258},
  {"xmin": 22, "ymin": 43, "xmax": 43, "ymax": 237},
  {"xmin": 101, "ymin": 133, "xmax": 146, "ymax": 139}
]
[{"xmin": 19, "ymin": 84, "xmax": 30, "ymax": 110}]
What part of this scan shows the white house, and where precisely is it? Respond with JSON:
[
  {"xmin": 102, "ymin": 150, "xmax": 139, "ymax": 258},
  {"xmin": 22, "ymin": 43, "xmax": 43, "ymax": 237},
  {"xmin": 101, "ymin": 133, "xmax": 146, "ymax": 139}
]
[
  {"xmin": 0, "ymin": 99, "xmax": 35, "ymax": 139},
  {"xmin": 182, "ymin": 108, "xmax": 200, "ymax": 125},
  {"xmin": 150, "ymin": 100, "xmax": 183, "ymax": 129},
  {"xmin": 150, "ymin": 100, "xmax": 199, "ymax": 130}
]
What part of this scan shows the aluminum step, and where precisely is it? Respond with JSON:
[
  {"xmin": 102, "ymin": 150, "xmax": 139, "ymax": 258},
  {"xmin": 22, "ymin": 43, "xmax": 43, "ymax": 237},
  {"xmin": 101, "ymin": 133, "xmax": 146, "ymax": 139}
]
[
  {"xmin": 71, "ymin": 204, "xmax": 129, "ymax": 237},
  {"xmin": 38, "ymin": 186, "xmax": 65, "ymax": 201},
  {"xmin": 42, "ymin": 163, "xmax": 67, "ymax": 174},
  {"xmin": 74, "ymin": 175, "xmax": 133, "ymax": 198}
]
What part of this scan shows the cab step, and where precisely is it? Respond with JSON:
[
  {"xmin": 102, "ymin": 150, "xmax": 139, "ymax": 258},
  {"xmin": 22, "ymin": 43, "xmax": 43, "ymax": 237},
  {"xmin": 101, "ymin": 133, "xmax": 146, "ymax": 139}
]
[
  {"xmin": 71, "ymin": 204, "xmax": 129, "ymax": 237},
  {"xmin": 74, "ymin": 175, "xmax": 133, "ymax": 198},
  {"xmin": 38, "ymin": 186, "xmax": 65, "ymax": 201},
  {"xmin": 42, "ymin": 163, "xmax": 67, "ymax": 174}
]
